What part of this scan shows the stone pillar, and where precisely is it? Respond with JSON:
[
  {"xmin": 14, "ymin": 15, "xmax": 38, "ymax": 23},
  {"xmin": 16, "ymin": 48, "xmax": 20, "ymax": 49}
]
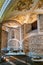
[
  {"xmin": 19, "ymin": 26, "xmax": 22, "ymax": 52},
  {"xmin": 7, "ymin": 28, "xmax": 12, "ymax": 49},
  {"xmin": 38, "ymin": 14, "xmax": 43, "ymax": 32},
  {"xmin": 37, "ymin": 15, "xmax": 40, "ymax": 33},
  {"xmin": 23, "ymin": 23, "xmax": 31, "ymax": 53}
]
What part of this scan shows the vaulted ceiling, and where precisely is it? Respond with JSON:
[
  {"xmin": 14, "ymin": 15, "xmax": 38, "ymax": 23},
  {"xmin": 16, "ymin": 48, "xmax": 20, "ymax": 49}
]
[
  {"xmin": 0, "ymin": 0, "xmax": 5, "ymax": 8},
  {"xmin": 0, "ymin": 0, "xmax": 43, "ymax": 24}
]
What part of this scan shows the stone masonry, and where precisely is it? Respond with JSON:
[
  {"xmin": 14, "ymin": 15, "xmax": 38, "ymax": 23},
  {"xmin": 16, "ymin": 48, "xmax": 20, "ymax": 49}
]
[
  {"xmin": 24, "ymin": 14, "xmax": 43, "ymax": 55},
  {"xmin": 2, "ymin": 14, "xmax": 43, "ymax": 55}
]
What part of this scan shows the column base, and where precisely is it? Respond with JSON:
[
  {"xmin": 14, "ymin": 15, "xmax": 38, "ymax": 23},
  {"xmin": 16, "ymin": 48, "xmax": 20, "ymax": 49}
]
[{"xmin": 5, "ymin": 52, "xmax": 25, "ymax": 56}]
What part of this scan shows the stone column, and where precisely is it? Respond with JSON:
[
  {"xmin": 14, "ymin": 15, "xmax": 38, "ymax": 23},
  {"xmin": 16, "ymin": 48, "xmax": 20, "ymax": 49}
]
[
  {"xmin": 19, "ymin": 26, "xmax": 22, "ymax": 52},
  {"xmin": 7, "ymin": 28, "xmax": 12, "ymax": 49},
  {"xmin": 37, "ymin": 15, "xmax": 40, "ymax": 33},
  {"xmin": 23, "ymin": 23, "xmax": 31, "ymax": 53},
  {"xmin": 38, "ymin": 14, "xmax": 43, "ymax": 32}
]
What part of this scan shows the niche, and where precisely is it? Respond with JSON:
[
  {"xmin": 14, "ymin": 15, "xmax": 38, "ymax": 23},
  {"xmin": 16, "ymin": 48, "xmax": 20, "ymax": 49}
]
[{"xmin": 31, "ymin": 21, "xmax": 37, "ymax": 30}]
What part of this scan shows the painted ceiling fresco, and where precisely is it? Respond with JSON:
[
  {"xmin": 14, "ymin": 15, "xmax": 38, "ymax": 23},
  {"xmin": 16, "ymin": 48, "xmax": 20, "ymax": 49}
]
[{"xmin": 0, "ymin": 0, "xmax": 43, "ymax": 23}]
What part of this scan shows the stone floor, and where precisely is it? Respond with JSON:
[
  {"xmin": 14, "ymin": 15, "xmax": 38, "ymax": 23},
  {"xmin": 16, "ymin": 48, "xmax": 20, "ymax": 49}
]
[{"xmin": 0, "ymin": 55, "xmax": 43, "ymax": 65}]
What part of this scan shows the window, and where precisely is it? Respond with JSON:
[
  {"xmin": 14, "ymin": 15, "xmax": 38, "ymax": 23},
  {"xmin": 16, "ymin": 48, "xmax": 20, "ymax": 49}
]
[
  {"xmin": 12, "ymin": 29, "xmax": 15, "ymax": 38},
  {"xmin": 31, "ymin": 21, "xmax": 37, "ymax": 30}
]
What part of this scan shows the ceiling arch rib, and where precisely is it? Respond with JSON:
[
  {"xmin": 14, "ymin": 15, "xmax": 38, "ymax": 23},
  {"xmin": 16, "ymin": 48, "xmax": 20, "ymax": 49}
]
[
  {"xmin": 0, "ymin": 0, "xmax": 5, "ymax": 8},
  {"xmin": 0, "ymin": 0, "xmax": 11, "ymax": 18},
  {"xmin": 0, "ymin": 0, "xmax": 20, "ymax": 21}
]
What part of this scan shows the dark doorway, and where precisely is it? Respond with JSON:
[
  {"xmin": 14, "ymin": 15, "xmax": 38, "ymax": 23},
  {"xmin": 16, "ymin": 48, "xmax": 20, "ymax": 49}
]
[{"xmin": 31, "ymin": 21, "xmax": 37, "ymax": 30}]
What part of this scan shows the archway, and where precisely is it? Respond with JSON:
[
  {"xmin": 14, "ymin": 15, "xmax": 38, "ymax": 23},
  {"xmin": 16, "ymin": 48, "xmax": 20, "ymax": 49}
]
[
  {"xmin": 1, "ymin": 19, "xmax": 25, "ymax": 56},
  {"xmin": 0, "ymin": 20, "xmax": 20, "ymax": 53}
]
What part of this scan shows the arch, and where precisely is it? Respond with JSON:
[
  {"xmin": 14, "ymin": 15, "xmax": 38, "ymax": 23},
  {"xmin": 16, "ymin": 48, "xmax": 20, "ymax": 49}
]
[
  {"xmin": 2, "ymin": 20, "xmax": 21, "ymax": 25},
  {"xmin": 7, "ymin": 38, "xmax": 21, "ymax": 50},
  {"xmin": 8, "ymin": 38, "xmax": 20, "ymax": 43}
]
